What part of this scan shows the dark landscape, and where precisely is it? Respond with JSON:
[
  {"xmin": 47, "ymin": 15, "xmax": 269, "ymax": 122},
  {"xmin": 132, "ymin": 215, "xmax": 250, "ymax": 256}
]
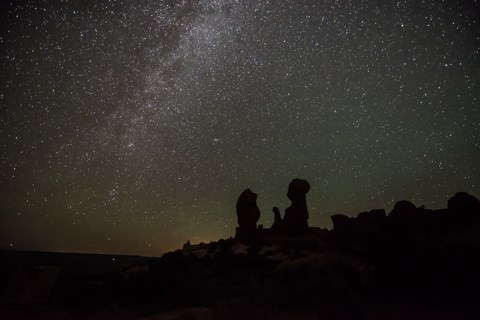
[{"xmin": 1, "ymin": 179, "xmax": 479, "ymax": 319}]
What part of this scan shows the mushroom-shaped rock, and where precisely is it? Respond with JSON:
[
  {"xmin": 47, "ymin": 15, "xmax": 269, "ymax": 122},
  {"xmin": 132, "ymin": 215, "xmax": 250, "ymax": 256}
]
[
  {"xmin": 236, "ymin": 189, "xmax": 261, "ymax": 231},
  {"xmin": 284, "ymin": 178, "xmax": 311, "ymax": 232}
]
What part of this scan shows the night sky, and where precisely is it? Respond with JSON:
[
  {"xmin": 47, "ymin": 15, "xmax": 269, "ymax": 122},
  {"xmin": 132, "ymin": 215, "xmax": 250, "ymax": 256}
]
[{"xmin": 1, "ymin": 0, "xmax": 479, "ymax": 256}]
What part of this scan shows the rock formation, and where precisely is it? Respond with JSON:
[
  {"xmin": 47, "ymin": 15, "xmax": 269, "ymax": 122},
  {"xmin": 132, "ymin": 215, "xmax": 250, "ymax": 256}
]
[
  {"xmin": 448, "ymin": 192, "xmax": 480, "ymax": 223},
  {"xmin": 331, "ymin": 192, "xmax": 480, "ymax": 242},
  {"xmin": 448, "ymin": 192, "xmax": 480, "ymax": 211},
  {"xmin": 331, "ymin": 214, "xmax": 351, "ymax": 231},
  {"xmin": 388, "ymin": 200, "xmax": 417, "ymax": 219},
  {"xmin": 271, "ymin": 206, "xmax": 284, "ymax": 231},
  {"xmin": 236, "ymin": 189, "xmax": 261, "ymax": 233},
  {"xmin": 284, "ymin": 178, "xmax": 310, "ymax": 232}
]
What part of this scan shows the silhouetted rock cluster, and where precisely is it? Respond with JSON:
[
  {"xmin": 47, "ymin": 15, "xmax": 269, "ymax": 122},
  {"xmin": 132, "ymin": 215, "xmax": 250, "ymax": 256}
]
[
  {"xmin": 118, "ymin": 190, "xmax": 479, "ymax": 319},
  {"xmin": 4, "ymin": 190, "xmax": 479, "ymax": 319},
  {"xmin": 236, "ymin": 178, "xmax": 311, "ymax": 238},
  {"xmin": 331, "ymin": 191, "xmax": 480, "ymax": 237}
]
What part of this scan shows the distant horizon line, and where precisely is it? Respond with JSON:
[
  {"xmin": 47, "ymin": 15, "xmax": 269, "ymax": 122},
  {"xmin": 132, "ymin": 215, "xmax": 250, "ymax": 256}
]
[{"xmin": 0, "ymin": 247, "xmax": 157, "ymax": 258}]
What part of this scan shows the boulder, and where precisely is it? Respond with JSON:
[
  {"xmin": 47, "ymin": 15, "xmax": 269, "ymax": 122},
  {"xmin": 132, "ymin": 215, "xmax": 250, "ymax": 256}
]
[
  {"xmin": 447, "ymin": 192, "xmax": 480, "ymax": 224},
  {"xmin": 389, "ymin": 200, "xmax": 417, "ymax": 219},
  {"xmin": 448, "ymin": 192, "xmax": 480, "ymax": 213},
  {"xmin": 331, "ymin": 214, "xmax": 352, "ymax": 232}
]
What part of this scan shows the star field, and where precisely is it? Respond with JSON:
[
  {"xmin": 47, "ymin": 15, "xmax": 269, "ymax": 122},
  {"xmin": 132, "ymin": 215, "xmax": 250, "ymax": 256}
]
[{"xmin": 1, "ymin": 0, "xmax": 479, "ymax": 256}]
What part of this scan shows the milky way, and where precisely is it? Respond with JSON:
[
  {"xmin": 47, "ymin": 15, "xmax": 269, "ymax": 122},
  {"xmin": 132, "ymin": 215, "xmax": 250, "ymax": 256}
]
[{"xmin": 1, "ymin": 0, "xmax": 479, "ymax": 255}]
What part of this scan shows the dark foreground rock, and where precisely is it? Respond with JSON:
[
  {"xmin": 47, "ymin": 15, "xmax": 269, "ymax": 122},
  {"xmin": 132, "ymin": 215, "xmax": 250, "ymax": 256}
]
[{"xmin": 1, "ymin": 192, "xmax": 479, "ymax": 319}]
